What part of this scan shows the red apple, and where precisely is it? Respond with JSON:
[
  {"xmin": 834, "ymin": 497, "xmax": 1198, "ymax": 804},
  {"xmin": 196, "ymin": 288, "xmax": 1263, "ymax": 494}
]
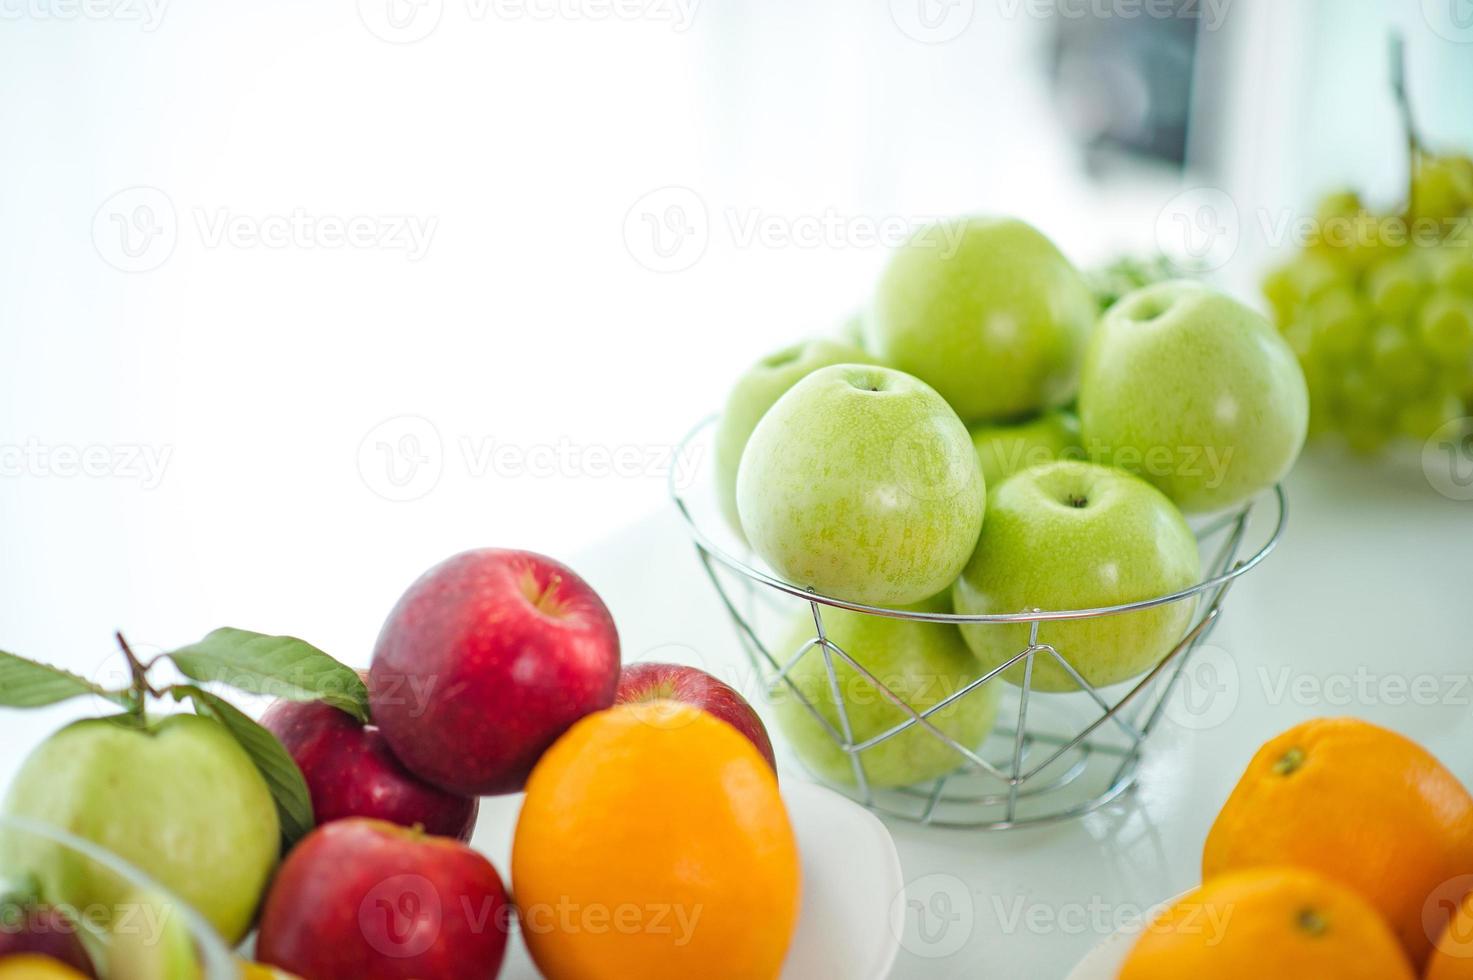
[
  {"xmin": 260, "ymin": 698, "xmax": 479, "ymax": 842},
  {"xmin": 256, "ymin": 818, "xmax": 508, "ymax": 980},
  {"xmin": 0, "ymin": 906, "xmax": 97, "ymax": 977},
  {"xmin": 369, "ymin": 549, "xmax": 620, "ymax": 796},
  {"xmin": 616, "ymin": 662, "xmax": 777, "ymax": 772}
]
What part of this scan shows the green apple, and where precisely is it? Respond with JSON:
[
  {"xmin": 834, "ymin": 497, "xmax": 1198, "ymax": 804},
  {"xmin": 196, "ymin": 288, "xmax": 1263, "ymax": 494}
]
[
  {"xmin": 970, "ymin": 409, "xmax": 1082, "ymax": 489},
  {"xmin": 833, "ymin": 310, "xmax": 869, "ymax": 350},
  {"xmin": 1078, "ymin": 280, "xmax": 1309, "ymax": 514},
  {"xmin": 713, "ymin": 338, "xmax": 876, "ymax": 534},
  {"xmin": 952, "ymin": 460, "xmax": 1200, "ymax": 692},
  {"xmin": 770, "ymin": 593, "xmax": 1000, "ymax": 788},
  {"xmin": 736, "ymin": 364, "xmax": 984, "ymax": 606},
  {"xmin": 103, "ymin": 889, "xmax": 203, "ymax": 980},
  {"xmin": 1, "ymin": 715, "xmax": 279, "ymax": 944},
  {"xmin": 867, "ymin": 216, "xmax": 1096, "ymax": 422}
]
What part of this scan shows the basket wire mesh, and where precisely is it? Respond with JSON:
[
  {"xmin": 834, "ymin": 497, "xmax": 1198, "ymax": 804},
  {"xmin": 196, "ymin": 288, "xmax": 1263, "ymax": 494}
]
[{"xmin": 671, "ymin": 417, "xmax": 1287, "ymax": 829}]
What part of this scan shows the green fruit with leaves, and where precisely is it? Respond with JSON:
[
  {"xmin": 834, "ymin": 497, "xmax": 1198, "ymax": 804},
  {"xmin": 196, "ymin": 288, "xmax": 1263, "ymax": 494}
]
[
  {"xmin": 0, "ymin": 629, "xmax": 365, "ymax": 947},
  {"xmin": 1, "ymin": 715, "xmax": 279, "ymax": 944}
]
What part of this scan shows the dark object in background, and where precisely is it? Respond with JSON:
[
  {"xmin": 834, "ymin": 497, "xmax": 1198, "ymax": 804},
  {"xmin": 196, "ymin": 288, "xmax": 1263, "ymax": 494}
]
[{"xmin": 1048, "ymin": 1, "xmax": 1201, "ymax": 169}]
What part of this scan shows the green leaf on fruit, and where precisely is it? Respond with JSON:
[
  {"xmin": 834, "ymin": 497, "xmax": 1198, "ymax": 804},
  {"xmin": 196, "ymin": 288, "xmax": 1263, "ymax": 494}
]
[
  {"xmin": 166, "ymin": 628, "xmax": 369, "ymax": 722},
  {"xmin": 0, "ymin": 650, "xmax": 128, "ymax": 709},
  {"xmin": 174, "ymin": 685, "xmax": 315, "ymax": 847}
]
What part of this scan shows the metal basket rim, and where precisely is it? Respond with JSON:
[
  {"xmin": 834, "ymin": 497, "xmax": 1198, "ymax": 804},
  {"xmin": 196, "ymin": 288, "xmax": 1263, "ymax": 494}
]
[{"xmin": 670, "ymin": 414, "xmax": 1287, "ymax": 625}]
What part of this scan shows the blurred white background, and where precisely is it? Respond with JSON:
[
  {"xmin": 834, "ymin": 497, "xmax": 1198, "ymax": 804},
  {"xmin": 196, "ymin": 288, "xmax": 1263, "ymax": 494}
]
[
  {"xmin": 5, "ymin": 2, "xmax": 1473, "ymax": 977},
  {"xmin": 1, "ymin": 0, "xmax": 1470, "ymax": 774}
]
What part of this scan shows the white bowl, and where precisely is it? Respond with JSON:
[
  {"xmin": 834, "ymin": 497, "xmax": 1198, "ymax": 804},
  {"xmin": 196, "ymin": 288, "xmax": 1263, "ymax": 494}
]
[{"xmin": 473, "ymin": 778, "xmax": 904, "ymax": 979}]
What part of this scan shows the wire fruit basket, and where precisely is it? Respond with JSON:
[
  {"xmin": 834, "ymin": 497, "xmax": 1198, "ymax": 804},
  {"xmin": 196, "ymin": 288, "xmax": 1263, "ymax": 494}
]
[{"xmin": 670, "ymin": 417, "xmax": 1287, "ymax": 829}]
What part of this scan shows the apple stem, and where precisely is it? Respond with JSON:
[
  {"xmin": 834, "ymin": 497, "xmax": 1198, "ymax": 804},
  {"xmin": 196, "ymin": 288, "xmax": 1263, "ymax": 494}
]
[{"xmin": 115, "ymin": 631, "xmax": 161, "ymax": 718}]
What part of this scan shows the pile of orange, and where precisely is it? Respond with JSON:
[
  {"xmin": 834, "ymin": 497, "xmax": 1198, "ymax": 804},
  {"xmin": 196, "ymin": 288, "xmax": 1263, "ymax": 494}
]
[
  {"xmin": 1121, "ymin": 717, "xmax": 1473, "ymax": 978},
  {"xmin": 511, "ymin": 701, "xmax": 801, "ymax": 980}
]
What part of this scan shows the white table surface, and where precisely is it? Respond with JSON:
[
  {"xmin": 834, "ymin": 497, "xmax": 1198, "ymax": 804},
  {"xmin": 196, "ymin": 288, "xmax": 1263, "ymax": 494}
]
[{"xmin": 560, "ymin": 446, "xmax": 1472, "ymax": 980}]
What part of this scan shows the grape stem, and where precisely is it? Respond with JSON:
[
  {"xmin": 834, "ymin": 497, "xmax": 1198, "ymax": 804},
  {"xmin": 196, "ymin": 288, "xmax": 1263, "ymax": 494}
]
[{"xmin": 1390, "ymin": 31, "xmax": 1423, "ymax": 219}]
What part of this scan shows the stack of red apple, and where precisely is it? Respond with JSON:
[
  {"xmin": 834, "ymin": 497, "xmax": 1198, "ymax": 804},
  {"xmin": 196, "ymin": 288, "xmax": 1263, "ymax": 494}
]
[
  {"xmin": 0, "ymin": 548, "xmax": 791, "ymax": 980},
  {"xmin": 711, "ymin": 215, "xmax": 1312, "ymax": 789},
  {"xmin": 253, "ymin": 547, "xmax": 789, "ymax": 980}
]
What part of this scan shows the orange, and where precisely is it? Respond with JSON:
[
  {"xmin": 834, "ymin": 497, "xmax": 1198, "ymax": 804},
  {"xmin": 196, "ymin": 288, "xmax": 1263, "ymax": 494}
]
[
  {"xmin": 1428, "ymin": 889, "xmax": 1473, "ymax": 980},
  {"xmin": 1203, "ymin": 717, "xmax": 1473, "ymax": 968},
  {"xmin": 512, "ymin": 701, "xmax": 800, "ymax": 980},
  {"xmin": 0, "ymin": 956, "xmax": 91, "ymax": 980},
  {"xmin": 1119, "ymin": 866, "xmax": 1414, "ymax": 978}
]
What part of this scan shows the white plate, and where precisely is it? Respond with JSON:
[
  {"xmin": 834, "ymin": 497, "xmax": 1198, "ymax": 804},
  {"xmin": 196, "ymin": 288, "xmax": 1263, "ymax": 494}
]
[
  {"xmin": 472, "ymin": 778, "xmax": 904, "ymax": 979},
  {"xmin": 1063, "ymin": 891, "xmax": 1190, "ymax": 980}
]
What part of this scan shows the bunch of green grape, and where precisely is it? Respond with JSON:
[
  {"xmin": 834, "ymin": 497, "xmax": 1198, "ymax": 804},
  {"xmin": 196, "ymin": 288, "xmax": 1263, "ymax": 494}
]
[
  {"xmin": 1262, "ymin": 154, "xmax": 1473, "ymax": 454},
  {"xmin": 1088, "ymin": 254, "xmax": 1195, "ymax": 313}
]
